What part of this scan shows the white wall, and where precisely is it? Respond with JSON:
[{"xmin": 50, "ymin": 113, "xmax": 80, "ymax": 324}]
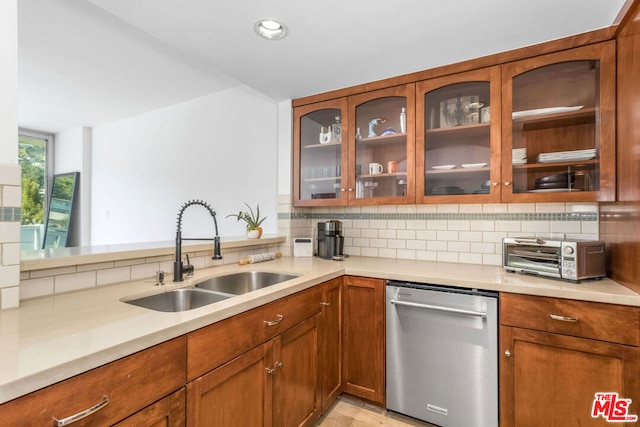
[
  {"xmin": 277, "ymin": 100, "xmax": 292, "ymax": 196},
  {"xmin": 0, "ymin": 0, "xmax": 17, "ymax": 164},
  {"xmin": 56, "ymin": 126, "xmax": 92, "ymax": 246},
  {"xmin": 91, "ymin": 86, "xmax": 279, "ymax": 245}
]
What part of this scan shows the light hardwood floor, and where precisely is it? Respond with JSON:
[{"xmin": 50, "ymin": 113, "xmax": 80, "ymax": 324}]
[{"xmin": 315, "ymin": 397, "xmax": 436, "ymax": 427}]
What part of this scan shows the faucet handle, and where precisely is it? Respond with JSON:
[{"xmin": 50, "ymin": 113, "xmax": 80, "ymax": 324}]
[{"xmin": 184, "ymin": 254, "xmax": 195, "ymax": 277}]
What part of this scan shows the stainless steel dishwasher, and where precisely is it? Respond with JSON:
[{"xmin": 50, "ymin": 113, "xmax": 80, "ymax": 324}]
[{"xmin": 386, "ymin": 280, "xmax": 498, "ymax": 427}]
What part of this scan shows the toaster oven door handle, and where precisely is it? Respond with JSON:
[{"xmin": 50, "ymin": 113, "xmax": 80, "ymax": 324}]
[
  {"xmin": 514, "ymin": 238, "xmax": 545, "ymax": 245},
  {"xmin": 549, "ymin": 313, "xmax": 579, "ymax": 323}
]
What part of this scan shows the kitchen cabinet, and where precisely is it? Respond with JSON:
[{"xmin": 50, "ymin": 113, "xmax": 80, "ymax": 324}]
[
  {"xmin": 319, "ymin": 277, "xmax": 343, "ymax": 410},
  {"xmin": 113, "ymin": 388, "xmax": 186, "ymax": 427},
  {"xmin": 293, "ymin": 98, "xmax": 349, "ymax": 206},
  {"xmin": 0, "ymin": 337, "xmax": 186, "ymax": 427},
  {"xmin": 342, "ymin": 276, "xmax": 385, "ymax": 406},
  {"xmin": 347, "ymin": 85, "xmax": 415, "ymax": 204},
  {"xmin": 293, "ymin": 85, "xmax": 415, "ymax": 207},
  {"xmin": 500, "ymin": 293, "xmax": 640, "ymax": 426},
  {"xmin": 186, "ymin": 285, "xmax": 324, "ymax": 427},
  {"xmin": 416, "ymin": 66, "xmax": 501, "ymax": 203},
  {"xmin": 501, "ymin": 42, "xmax": 616, "ymax": 202}
]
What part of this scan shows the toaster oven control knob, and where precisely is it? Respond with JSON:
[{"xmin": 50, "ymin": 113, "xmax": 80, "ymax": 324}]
[{"xmin": 563, "ymin": 246, "xmax": 575, "ymax": 255}]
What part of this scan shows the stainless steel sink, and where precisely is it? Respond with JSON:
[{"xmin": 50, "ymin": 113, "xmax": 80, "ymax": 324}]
[
  {"xmin": 123, "ymin": 288, "xmax": 231, "ymax": 312},
  {"xmin": 195, "ymin": 271, "xmax": 299, "ymax": 295}
]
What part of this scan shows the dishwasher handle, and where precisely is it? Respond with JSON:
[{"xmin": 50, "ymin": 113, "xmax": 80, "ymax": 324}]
[{"xmin": 390, "ymin": 299, "xmax": 487, "ymax": 318}]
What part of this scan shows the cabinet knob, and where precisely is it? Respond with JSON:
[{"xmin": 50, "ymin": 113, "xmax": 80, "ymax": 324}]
[
  {"xmin": 348, "ymin": 188, "xmax": 354, "ymax": 192},
  {"xmin": 341, "ymin": 188, "xmax": 346, "ymax": 192},
  {"xmin": 276, "ymin": 361, "xmax": 284, "ymax": 369},
  {"xmin": 505, "ymin": 349, "xmax": 511, "ymax": 358},
  {"xmin": 492, "ymin": 182, "xmax": 498, "ymax": 186},
  {"xmin": 504, "ymin": 181, "xmax": 511, "ymax": 186},
  {"xmin": 265, "ymin": 367, "xmax": 275, "ymax": 375},
  {"xmin": 320, "ymin": 301, "xmax": 331, "ymax": 306}
]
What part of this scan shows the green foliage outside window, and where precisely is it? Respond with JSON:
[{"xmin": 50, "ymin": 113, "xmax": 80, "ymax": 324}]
[{"xmin": 18, "ymin": 136, "xmax": 46, "ymax": 225}]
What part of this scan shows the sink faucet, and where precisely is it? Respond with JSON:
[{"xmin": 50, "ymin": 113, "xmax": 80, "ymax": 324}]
[{"xmin": 174, "ymin": 199, "xmax": 223, "ymax": 282}]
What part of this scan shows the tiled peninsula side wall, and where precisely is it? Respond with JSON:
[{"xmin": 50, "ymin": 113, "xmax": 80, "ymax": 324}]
[
  {"xmin": 0, "ymin": 164, "xmax": 21, "ymax": 309},
  {"xmin": 277, "ymin": 195, "xmax": 599, "ymax": 265},
  {"xmin": 18, "ymin": 242, "xmax": 282, "ymax": 301}
]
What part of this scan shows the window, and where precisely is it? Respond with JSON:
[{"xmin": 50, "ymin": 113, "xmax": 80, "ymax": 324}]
[{"xmin": 19, "ymin": 129, "xmax": 53, "ymax": 250}]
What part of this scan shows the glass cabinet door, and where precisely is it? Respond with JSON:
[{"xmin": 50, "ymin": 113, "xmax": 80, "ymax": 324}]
[
  {"xmin": 348, "ymin": 85, "xmax": 415, "ymax": 204},
  {"xmin": 416, "ymin": 67, "xmax": 501, "ymax": 203},
  {"xmin": 293, "ymin": 98, "xmax": 348, "ymax": 206},
  {"xmin": 502, "ymin": 42, "xmax": 615, "ymax": 202}
]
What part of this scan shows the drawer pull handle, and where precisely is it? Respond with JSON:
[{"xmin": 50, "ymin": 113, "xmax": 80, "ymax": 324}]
[
  {"xmin": 320, "ymin": 302, "xmax": 331, "ymax": 306},
  {"xmin": 549, "ymin": 314, "xmax": 579, "ymax": 323},
  {"xmin": 264, "ymin": 314, "xmax": 284, "ymax": 326},
  {"xmin": 53, "ymin": 395, "xmax": 110, "ymax": 426}
]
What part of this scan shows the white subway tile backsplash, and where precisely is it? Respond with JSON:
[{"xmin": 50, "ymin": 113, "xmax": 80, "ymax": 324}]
[
  {"xmin": 448, "ymin": 220, "xmax": 470, "ymax": 231},
  {"xmin": 416, "ymin": 205, "xmax": 437, "ymax": 213},
  {"xmin": 483, "ymin": 204, "xmax": 508, "ymax": 213},
  {"xmin": 437, "ymin": 204, "xmax": 459, "ymax": 213},
  {"xmin": 387, "ymin": 220, "xmax": 407, "ymax": 230},
  {"xmin": 361, "ymin": 247, "xmax": 379, "ymax": 257},
  {"xmin": 437, "ymin": 230, "xmax": 458, "ymax": 241},
  {"xmin": 495, "ymin": 221, "xmax": 521, "ymax": 232},
  {"xmin": 361, "ymin": 228, "xmax": 378, "ymax": 238},
  {"xmin": 483, "ymin": 231, "xmax": 508, "ymax": 243},
  {"xmin": 397, "ymin": 249, "xmax": 416, "ymax": 260},
  {"xmin": 397, "ymin": 230, "xmax": 416, "ymax": 240},
  {"xmin": 459, "ymin": 231, "xmax": 483, "ymax": 242},
  {"xmin": 581, "ymin": 221, "xmax": 599, "ymax": 235},
  {"xmin": 536, "ymin": 203, "xmax": 565, "ymax": 213},
  {"xmin": 388, "ymin": 239, "xmax": 406, "ymax": 249},
  {"xmin": 379, "ymin": 229, "xmax": 397, "ymax": 239},
  {"xmin": 550, "ymin": 221, "xmax": 581, "ymax": 234},
  {"xmin": 19, "ymin": 277, "xmax": 54, "ymax": 299},
  {"xmin": 2, "ymin": 243, "xmax": 20, "ymax": 266},
  {"xmin": 370, "ymin": 239, "xmax": 387, "ymax": 248},
  {"xmin": 459, "ymin": 204, "xmax": 483, "ymax": 213},
  {"xmin": 459, "ymin": 252, "xmax": 483, "ymax": 265},
  {"xmin": 97, "ymin": 267, "xmax": 132, "ymax": 286},
  {"xmin": 521, "ymin": 221, "xmax": 550, "ymax": 233},
  {"xmin": 426, "ymin": 220, "xmax": 447, "ymax": 230},
  {"xmin": 437, "ymin": 252, "xmax": 459, "ymax": 263},
  {"xmin": 416, "ymin": 230, "xmax": 437, "ymax": 240},
  {"xmin": 0, "ymin": 265, "xmax": 20, "ymax": 288},
  {"xmin": 427, "ymin": 240, "xmax": 447, "ymax": 251},
  {"xmin": 448, "ymin": 241, "xmax": 470, "ymax": 252},
  {"xmin": 369, "ymin": 219, "xmax": 387, "ymax": 229},
  {"xmin": 470, "ymin": 221, "xmax": 495, "ymax": 232},
  {"xmin": 416, "ymin": 250, "xmax": 437, "ymax": 261},
  {"xmin": 407, "ymin": 239, "xmax": 426, "ymax": 250},
  {"xmin": 1, "ymin": 287, "xmax": 19, "ymax": 309},
  {"xmin": 55, "ymin": 271, "xmax": 97, "ymax": 293},
  {"xmin": 483, "ymin": 254, "xmax": 503, "ymax": 266},
  {"xmin": 471, "ymin": 242, "xmax": 496, "ymax": 254},
  {"xmin": 379, "ymin": 248, "xmax": 397, "ymax": 258},
  {"xmin": 2, "ymin": 185, "xmax": 21, "ymax": 207}
]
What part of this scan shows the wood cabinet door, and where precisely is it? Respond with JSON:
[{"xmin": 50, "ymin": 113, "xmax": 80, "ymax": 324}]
[
  {"xmin": 186, "ymin": 343, "xmax": 273, "ymax": 427},
  {"xmin": 500, "ymin": 326, "xmax": 640, "ymax": 426},
  {"xmin": 416, "ymin": 66, "xmax": 502, "ymax": 204},
  {"xmin": 113, "ymin": 388, "xmax": 185, "ymax": 427},
  {"xmin": 501, "ymin": 41, "xmax": 616, "ymax": 203},
  {"xmin": 347, "ymin": 85, "xmax": 416, "ymax": 205},
  {"xmin": 342, "ymin": 276, "xmax": 385, "ymax": 406},
  {"xmin": 272, "ymin": 315, "xmax": 321, "ymax": 427},
  {"xmin": 320, "ymin": 277, "xmax": 343, "ymax": 410},
  {"xmin": 293, "ymin": 98, "xmax": 349, "ymax": 207}
]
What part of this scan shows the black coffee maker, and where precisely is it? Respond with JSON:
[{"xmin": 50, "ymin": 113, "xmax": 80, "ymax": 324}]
[{"xmin": 317, "ymin": 220, "xmax": 345, "ymax": 260}]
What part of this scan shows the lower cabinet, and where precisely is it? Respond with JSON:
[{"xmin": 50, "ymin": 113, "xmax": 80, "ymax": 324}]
[
  {"xmin": 187, "ymin": 315, "xmax": 321, "ymax": 427},
  {"xmin": 319, "ymin": 277, "xmax": 343, "ymax": 410},
  {"xmin": 342, "ymin": 276, "xmax": 385, "ymax": 406},
  {"xmin": 500, "ymin": 293, "xmax": 640, "ymax": 426},
  {"xmin": 186, "ymin": 284, "xmax": 326, "ymax": 427},
  {"xmin": 0, "ymin": 337, "xmax": 187, "ymax": 427},
  {"xmin": 113, "ymin": 388, "xmax": 186, "ymax": 427}
]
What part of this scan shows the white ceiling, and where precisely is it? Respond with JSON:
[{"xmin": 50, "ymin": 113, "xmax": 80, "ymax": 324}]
[{"xmin": 19, "ymin": 0, "xmax": 627, "ymax": 133}]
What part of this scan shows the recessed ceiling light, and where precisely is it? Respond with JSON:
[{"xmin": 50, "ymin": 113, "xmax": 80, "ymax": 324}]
[{"xmin": 254, "ymin": 19, "xmax": 287, "ymax": 40}]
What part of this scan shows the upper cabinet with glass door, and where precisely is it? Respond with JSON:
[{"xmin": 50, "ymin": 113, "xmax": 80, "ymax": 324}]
[
  {"xmin": 293, "ymin": 98, "xmax": 349, "ymax": 206},
  {"xmin": 347, "ymin": 85, "xmax": 415, "ymax": 205},
  {"xmin": 416, "ymin": 67, "xmax": 501, "ymax": 203},
  {"xmin": 501, "ymin": 42, "xmax": 615, "ymax": 202}
]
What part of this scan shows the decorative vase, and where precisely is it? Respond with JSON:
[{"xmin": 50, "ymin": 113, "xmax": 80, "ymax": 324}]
[{"xmin": 247, "ymin": 227, "xmax": 262, "ymax": 239}]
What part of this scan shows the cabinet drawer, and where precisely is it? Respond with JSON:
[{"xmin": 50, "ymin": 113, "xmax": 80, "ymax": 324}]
[
  {"xmin": 262, "ymin": 285, "xmax": 322, "ymax": 341},
  {"xmin": 187, "ymin": 305, "xmax": 267, "ymax": 381},
  {"xmin": 0, "ymin": 337, "xmax": 186, "ymax": 427},
  {"xmin": 501, "ymin": 293, "xmax": 640, "ymax": 346}
]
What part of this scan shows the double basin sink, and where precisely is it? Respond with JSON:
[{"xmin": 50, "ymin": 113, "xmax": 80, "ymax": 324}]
[{"xmin": 122, "ymin": 271, "xmax": 299, "ymax": 312}]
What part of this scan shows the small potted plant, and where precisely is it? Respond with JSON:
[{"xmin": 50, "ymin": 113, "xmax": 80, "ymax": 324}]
[{"xmin": 226, "ymin": 203, "xmax": 266, "ymax": 239}]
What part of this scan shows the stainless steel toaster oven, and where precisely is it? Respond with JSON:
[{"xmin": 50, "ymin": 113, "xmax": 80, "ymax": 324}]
[{"xmin": 503, "ymin": 237, "xmax": 605, "ymax": 282}]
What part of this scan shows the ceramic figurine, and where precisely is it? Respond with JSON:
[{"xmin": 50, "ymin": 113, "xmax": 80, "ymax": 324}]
[{"xmin": 368, "ymin": 117, "xmax": 387, "ymax": 137}]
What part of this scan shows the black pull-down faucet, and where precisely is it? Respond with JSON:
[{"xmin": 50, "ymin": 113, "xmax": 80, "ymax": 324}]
[{"xmin": 174, "ymin": 199, "xmax": 223, "ymax": 282}]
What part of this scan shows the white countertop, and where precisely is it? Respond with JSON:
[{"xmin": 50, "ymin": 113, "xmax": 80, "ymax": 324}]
[{"xmin": 2, "ymin": 255, "xmax": 638, "ymax": 404}]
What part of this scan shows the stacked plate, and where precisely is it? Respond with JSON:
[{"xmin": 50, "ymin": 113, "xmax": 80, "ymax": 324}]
[
  {"xmin": 534, "ymin": 172, "xmax": 575, "ymax": 190},
  {"xmin": 536, "ymin": 148, "xmax": 596, "ymax": 163},
  {"xmin": 512, "ymin": 148, "xmax": 527, "ymax": 165}
]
